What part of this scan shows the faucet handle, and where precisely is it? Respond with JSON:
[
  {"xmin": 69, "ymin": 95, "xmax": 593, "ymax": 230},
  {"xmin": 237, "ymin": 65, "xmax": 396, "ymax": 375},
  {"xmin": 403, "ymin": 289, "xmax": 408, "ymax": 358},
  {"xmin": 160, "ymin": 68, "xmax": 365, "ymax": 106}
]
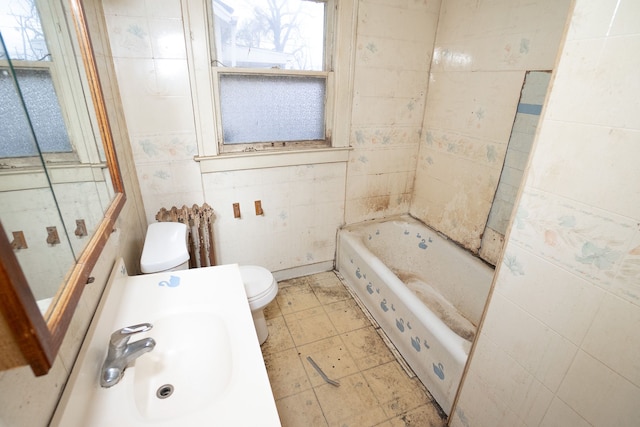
[{"xmin": 109, "ymin": 323, "xmax": 153, "ymax": 348}]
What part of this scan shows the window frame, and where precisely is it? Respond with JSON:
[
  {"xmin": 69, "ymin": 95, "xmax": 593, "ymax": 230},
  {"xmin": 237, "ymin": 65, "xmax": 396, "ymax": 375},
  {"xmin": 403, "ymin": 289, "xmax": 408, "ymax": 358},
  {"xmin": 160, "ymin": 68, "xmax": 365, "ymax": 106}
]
[
  {"xmin": 0, "ymin": 0, "xmax": 104, "ymax": 169},
  {"xmin": 207, "ymin": 0, "xmax": 336, "ymax": 154}
]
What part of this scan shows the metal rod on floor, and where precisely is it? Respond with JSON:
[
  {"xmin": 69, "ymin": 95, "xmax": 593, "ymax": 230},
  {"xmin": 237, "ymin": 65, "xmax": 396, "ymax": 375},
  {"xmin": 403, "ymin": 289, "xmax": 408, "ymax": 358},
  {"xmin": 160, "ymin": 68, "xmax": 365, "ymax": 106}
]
[{"xmin": 306, "ymin": 356, "xmax": 340, "ymax": 387}]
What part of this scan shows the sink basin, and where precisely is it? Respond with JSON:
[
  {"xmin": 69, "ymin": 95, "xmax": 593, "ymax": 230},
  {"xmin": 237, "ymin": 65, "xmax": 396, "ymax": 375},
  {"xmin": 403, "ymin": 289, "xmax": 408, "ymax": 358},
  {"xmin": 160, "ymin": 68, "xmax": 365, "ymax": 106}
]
[
  {"xmin": 51, "ymin": 260, "xmax": 281, "ymax": 426},
  {"xmin": 133, "ymin": 312, "xmax": 232, "ymax": 420}
]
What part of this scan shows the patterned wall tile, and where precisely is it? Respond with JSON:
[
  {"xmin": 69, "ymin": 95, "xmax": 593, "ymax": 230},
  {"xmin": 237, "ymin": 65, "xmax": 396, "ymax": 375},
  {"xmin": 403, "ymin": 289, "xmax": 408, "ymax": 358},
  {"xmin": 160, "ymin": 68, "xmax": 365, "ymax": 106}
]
[{"xmin": 510, "ymin": 188, "xmax": 636, "ymax": 289}]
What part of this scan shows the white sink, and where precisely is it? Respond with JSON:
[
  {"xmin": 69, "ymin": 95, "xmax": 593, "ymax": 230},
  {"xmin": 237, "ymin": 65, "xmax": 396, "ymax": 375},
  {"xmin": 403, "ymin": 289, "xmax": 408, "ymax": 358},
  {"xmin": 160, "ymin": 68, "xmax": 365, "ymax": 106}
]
[
  {"xmin": 132, "ymin": 312, "xmax": 232, "ymax": 420},
  {"xmin": 52, "ymin": 260, "xmax": 281, "ymax": 427}
]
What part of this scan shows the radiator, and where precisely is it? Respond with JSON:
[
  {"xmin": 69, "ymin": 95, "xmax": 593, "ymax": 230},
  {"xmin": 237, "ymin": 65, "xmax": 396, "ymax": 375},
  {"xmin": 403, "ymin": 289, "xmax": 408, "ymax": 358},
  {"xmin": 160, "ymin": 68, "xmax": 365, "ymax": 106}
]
[{"xmin": 155, "ymin": 204, "xmax": 216, "ymax": 269}]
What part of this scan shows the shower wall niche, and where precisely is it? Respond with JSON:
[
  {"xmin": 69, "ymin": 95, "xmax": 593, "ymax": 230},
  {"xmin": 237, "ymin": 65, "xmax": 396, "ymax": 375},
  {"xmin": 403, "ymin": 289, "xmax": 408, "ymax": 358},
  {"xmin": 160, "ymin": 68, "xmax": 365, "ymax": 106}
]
[{"xmin": 480, "ymin": 71, "xmax": 551, "ymax": 264}]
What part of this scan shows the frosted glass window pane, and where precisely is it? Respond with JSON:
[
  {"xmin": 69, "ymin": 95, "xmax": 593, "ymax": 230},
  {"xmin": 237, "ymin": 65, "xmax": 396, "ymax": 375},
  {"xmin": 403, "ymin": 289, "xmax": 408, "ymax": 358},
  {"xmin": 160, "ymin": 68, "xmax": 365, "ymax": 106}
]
[
  {"xmin": 219, "ymin": 74, "xmax": 325, "ymax": 144},
  {"xmin": 0, "ymin": 68, "xmax": 72, "ymax": 157}
]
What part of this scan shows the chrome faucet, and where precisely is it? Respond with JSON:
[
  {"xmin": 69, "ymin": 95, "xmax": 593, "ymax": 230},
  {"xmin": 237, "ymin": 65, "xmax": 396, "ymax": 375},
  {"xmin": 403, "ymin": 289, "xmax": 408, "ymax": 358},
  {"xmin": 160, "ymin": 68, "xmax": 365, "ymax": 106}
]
[{"xmin": 100, "ymin": 323, "xmax": 156, "ymax": 388}]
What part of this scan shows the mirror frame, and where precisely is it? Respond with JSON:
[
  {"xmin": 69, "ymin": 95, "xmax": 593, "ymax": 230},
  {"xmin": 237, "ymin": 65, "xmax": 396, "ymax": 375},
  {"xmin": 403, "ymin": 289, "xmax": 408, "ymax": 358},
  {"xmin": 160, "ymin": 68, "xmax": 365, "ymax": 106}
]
[{"xmin": 0, "ymin": 0, "xmax": 125, "ymax": 375}]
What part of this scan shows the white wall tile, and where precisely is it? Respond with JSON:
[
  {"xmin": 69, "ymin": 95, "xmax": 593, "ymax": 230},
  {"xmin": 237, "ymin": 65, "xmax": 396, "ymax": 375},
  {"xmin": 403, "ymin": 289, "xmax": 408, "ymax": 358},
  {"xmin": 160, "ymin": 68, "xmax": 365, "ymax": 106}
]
[
  {"xmin": 148, "ymin": 18, "xmax": 187, "ymax": 59},
  {"xmin": 482, "ymin": 292, "xmax": 578, "ymax": 392},
  {"xmin": 545, "ymin": 36, "xmax": 640, "ymax": 130},
  {"xmin": 144, "ymin": 0, "xmax": 182, "ymax": 18},
  {"xmin": 581, "ymin": 294, "xmax": 640, "ymax": 386},
  {"xmin": 433, "ymin": 0, "xmax": 570, "ymax": 72},
  {"xmin": 113, "ymin": 58, "xmax": 191, "ymax": 98},
  {"xmin": 454, "ymin": 334, "xmax": 553, "ymax": 427},
  {"xmin": 609, "ymin": 0, "xmax": 640, "ymax": 36},
  {"xmin": 130, "ymin": 132, "xmax": 197, "ymax": 163},
  {"xmin": 539, "ymin": 397, "xmax": 591, "ymax": 427},
  {"xmin": 357, "ymin": 1, "xmax": 437, "ymax": 42},
  {"xmin": 424, "ymin": 71, "xmax": 525, "ymax": 142},
  {"xmin": 355, "ymin": 36, "xmax": 433, "ymax": 71},
  {"xmin": 529, "ymin": 121, "xmax": 640, "ymax": 220},
  {"xmin": 104, "ymin": 15, "xmax": 153, "ymax": 58},
  {"xmin": 496, "ymin": 243, "xmax": 604, "ymax": 345},
  {"xmin": 557, "ymin": 351, "xmax": 640, "ymax": 426}
]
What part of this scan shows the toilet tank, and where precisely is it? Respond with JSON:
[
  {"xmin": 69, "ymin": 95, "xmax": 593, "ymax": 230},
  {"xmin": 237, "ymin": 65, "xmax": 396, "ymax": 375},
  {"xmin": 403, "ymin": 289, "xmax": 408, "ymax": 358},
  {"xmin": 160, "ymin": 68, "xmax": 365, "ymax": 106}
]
[{"xmin": 141, "ymin": 222, "xmax": 189, "ymax": 273}]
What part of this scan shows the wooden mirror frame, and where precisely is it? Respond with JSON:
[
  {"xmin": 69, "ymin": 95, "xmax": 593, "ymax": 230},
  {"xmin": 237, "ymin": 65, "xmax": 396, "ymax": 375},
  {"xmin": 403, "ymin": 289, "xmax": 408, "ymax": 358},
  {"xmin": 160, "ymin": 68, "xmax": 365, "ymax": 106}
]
[{"xmin": 0, "ymin": 0, "xmax": 125, "ymax": 375}]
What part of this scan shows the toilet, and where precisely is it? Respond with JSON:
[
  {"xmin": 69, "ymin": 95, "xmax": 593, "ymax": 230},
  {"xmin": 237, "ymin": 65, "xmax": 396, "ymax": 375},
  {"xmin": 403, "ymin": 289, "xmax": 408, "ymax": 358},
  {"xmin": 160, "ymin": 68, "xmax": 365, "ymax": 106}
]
[{"xmin": 140, "ymin": 222, "xmax": 278, "ymax": 344}]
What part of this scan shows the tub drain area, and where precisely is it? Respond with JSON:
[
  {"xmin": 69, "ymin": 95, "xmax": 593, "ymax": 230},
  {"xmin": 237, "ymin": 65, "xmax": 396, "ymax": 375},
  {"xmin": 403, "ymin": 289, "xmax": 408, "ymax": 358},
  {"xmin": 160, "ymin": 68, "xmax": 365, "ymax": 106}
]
[{"xmin": 156, "ymin": 384, "xmax": 174, "ymax": 399}]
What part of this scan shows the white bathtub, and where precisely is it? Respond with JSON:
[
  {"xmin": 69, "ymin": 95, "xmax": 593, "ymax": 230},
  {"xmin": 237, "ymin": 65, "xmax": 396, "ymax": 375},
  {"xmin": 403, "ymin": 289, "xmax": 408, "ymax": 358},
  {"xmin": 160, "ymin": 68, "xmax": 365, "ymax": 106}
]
[{"xmin": 336, "ymin": 215, "xmax": 494, "ymax": 415}]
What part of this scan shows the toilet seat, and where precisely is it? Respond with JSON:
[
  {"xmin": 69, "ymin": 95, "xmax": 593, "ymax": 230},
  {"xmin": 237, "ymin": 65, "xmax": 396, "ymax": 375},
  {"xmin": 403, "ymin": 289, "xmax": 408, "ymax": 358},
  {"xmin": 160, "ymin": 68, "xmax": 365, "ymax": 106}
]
[{"xmin": 239, "ymin": 265, "xmax": 278, "ymax": 310}]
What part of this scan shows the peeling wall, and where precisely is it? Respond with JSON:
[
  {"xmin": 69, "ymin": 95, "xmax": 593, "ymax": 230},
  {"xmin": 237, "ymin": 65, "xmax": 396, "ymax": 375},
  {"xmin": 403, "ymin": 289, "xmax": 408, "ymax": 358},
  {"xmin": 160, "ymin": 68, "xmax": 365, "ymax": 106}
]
[
  {"xmin": 410, "ymin": 0, "xmax": 571, "ymax": 258},
  {"xmin": 344, "ymin": 0, "xmax": 441, "ymax": 224}
]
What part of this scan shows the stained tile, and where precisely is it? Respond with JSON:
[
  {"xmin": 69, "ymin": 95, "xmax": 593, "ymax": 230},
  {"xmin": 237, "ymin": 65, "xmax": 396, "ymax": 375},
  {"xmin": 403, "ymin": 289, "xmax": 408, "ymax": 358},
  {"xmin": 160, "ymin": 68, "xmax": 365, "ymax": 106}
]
[
  {"xmin": 388, "ymin": 403, "xmax": 446, "ymax": 427},
  {"xmin": 275, "ymin": 389, "xmax": 328, "ymax": 427},
  {"xmin": 314, "ymin": 373, "xmax": 387, "ymax": 427},
  {"xmin": 261, "ymin": 316, "xmax": 295, "ymax": 356},
  {"xmin": 264, "ymin": 299, "xmax": 282, "ymax": 320},
  {"xmin": 327, "ymin": 407, "xmax": 389, "ymax": 427},
  {"xmin": 362, "ymin": 361, "xmax": 432, "ymax": 418},
  {"xmin": 284, "ymin": 307, "xmax": 339, "ymax": 346},
  {"xmin": 262, "ymin": 272, "xmax": 445, "ymax": 425},
  {"xmin": 314, "ymin": 271, "xmax": 345, "ymax": 283},
  {"xmin": 341, "ymin": 326, "xmax": 395, "ymax": 371},
  {"xmin": 277, "ymin": 283, "xmax": 322, "ymax": 315},
  {"xmin": 263, "ymin": 347, "xmax": 311, "ymax": 400},
  {"xmin": 298, "ymin": 336, "xmax": 358, "ymax": 387},
  {"xmin": 325, "ymin": 299, "xmax": 372, "ymax": 333},
  {"xmin": 311, "ymin": 278, "xmax": 351, "ymax": 305}
]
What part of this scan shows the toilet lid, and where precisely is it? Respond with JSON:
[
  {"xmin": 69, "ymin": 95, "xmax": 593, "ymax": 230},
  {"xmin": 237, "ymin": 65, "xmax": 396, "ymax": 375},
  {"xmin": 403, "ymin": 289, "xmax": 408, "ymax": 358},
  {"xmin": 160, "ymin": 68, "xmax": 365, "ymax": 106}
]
[{"xmin": 239, "ymin": 265, "xmax": 275, "ymax": 301}]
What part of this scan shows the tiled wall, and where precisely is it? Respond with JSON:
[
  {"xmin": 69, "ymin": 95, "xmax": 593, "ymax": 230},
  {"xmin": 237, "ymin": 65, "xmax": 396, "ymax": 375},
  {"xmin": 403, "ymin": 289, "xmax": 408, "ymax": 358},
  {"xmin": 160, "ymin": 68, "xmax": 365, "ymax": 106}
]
[
  {"xmin": 0, "ymin": 179, "xmax": 111, "ymax": 300},
  {"xmin": 102, "ymin": 0, "xmax": 348, "ymax": 274},
  {"xmin": 0, "ymin": 0, "xmax": 148, "ymax": 424},
  {"xmin": 452, "ymin": 0, "xmax": 640, "ymax": 425},
  {"xmin": 103, "ymin": 0, "xmax": 205, "ymax": 218},
  {"xmin": 102, "ymin": 0, "xmax": 444, "ymax": 273},
  {"xmin": 410, "ymin": 0, "xmax": 571, "ymax": 255},
  {"xmin": 202, "ymin": 164, "xmax": 346, "ymax": 273},
  {"xmin": 0, "ymin": 187, "xmax": 76, "ymax": 300},
  {"xmin": 344, "ymin": 0, "xmax": 440, "ymax": 224}
]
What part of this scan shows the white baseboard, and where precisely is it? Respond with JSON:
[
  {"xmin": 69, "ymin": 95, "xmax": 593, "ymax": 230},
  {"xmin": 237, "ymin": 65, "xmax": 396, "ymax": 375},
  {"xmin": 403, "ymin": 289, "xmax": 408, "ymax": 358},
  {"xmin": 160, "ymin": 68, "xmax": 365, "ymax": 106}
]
[{"xmin": 272, "ymin": 260, "xmax": 334, "ymax": 281}]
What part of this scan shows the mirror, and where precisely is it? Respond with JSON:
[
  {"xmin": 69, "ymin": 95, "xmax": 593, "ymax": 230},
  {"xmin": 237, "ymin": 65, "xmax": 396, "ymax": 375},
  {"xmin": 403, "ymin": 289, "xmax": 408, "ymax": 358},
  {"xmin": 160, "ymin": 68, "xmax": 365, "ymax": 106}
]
[
  {"xmin": 0, "ymin": 0, "xmax": 125, "ymax": 375},
  {"xmin": 1, "ymin": 0, "xmax": 115, "ymax": 314}
]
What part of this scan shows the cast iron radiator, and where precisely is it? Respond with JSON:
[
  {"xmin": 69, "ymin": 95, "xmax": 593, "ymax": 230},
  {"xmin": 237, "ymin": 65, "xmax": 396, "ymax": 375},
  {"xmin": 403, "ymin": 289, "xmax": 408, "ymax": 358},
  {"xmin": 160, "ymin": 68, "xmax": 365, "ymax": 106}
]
[{"xmin": 155, "ymin": 204, "xmax": 216, "ymax": 268}]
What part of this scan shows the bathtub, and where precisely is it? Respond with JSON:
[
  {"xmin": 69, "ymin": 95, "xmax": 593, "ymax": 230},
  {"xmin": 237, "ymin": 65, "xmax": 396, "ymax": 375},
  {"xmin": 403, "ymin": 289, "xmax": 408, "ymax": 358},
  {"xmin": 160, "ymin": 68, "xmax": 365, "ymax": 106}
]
[{"xmin": 336, "ymin": 215, "xmax": 494, "ymax": 415}]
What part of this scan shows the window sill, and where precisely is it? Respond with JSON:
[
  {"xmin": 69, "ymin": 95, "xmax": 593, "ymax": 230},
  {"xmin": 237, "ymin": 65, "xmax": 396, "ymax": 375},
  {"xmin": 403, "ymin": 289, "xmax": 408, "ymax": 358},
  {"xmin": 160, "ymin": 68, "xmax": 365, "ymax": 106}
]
[
  {"xmin": 0, "ymin": 163, "xmax": 107, "ymax": 192},
  {"xmin": 195, "ymin": 147, "xmax": 352, "ymax": 173}
]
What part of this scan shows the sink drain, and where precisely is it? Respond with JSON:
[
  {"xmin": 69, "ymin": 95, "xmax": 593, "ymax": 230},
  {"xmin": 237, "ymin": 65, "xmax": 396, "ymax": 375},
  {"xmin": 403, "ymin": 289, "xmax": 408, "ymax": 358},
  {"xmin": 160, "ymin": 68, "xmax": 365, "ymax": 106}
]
[{"xmin": 156, "ymin": 384, "xmax": 174, "ymax": 399}]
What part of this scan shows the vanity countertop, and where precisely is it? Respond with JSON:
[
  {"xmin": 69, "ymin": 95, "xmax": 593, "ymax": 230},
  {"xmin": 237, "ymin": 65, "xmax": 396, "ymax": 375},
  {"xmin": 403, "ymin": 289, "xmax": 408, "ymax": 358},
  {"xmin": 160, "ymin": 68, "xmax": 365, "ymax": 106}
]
[{"xmin": 51, "ymin": 259, "xmax": 281, "ymax": 427}]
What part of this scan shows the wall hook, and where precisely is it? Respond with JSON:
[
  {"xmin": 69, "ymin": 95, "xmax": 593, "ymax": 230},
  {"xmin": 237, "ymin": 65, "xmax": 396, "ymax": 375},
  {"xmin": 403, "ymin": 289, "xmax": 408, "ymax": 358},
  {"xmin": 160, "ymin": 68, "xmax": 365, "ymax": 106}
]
[
  {"xmin": 75, "ymin": 219, "xmax": 88, "ymax": 237},
  {"xmin": 10, "ymin": 231, "xmax": 28, "ymax": 250},
  {"xmin": 46, "ymin": 226, "xmax": 61, "ymax": 245},
  {"xmin": 255, "ymin": 200, "xmax": 264, "ymax": 216}
]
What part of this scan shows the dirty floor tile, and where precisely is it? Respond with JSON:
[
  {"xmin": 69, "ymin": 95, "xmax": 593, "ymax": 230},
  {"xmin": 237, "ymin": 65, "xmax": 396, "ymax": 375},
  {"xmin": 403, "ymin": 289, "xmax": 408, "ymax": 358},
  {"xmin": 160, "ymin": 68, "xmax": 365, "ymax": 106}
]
[{"xmin": 261, "ymin": 271, "xmax": 447, "ymax": 427}]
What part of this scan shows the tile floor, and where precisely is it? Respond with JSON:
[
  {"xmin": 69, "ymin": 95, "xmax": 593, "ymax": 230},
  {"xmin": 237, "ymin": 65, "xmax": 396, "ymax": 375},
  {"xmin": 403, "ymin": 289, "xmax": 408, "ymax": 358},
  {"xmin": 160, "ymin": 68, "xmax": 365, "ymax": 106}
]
[{"xmin": 260, "ymin": 271, "xmax": 447, "ymax": 427}]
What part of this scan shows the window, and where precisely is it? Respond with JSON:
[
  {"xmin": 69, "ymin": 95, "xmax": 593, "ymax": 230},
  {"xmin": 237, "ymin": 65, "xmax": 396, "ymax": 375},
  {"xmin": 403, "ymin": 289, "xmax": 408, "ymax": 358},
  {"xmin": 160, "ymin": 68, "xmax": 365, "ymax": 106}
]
[
  {"xmin": 0, "ymin": 0, "xmax": 89, "ymax": 166},
  {"xmin": 208, "ymin": 0, "xmax": 333, "ymax": 153}
]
